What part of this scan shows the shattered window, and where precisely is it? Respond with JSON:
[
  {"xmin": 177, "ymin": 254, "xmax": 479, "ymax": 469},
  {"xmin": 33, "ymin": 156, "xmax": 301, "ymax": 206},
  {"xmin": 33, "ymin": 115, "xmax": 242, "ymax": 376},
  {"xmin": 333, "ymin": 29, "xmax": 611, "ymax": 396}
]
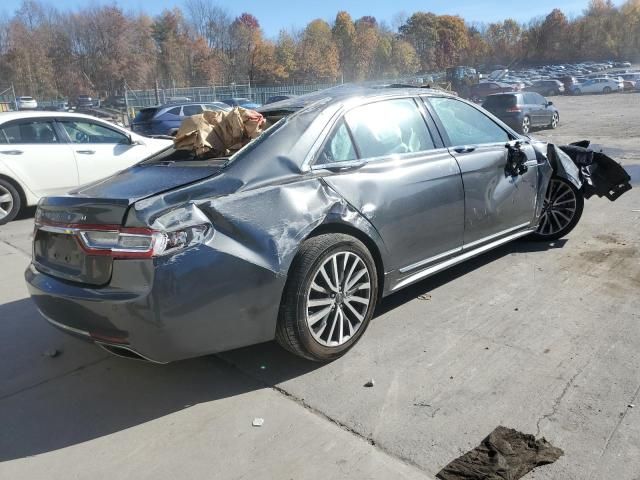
[{"xmin": 317, "ymin": 120, "xmax": 357, "ymax": 164}]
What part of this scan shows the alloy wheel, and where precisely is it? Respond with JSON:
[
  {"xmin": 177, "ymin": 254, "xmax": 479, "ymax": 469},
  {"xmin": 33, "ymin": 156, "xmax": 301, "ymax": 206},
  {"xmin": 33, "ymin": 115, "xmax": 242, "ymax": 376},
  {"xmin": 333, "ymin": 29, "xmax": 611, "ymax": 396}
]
[
  {"xmin": 306, "ymin": 251, "xmax": 372, "ymax": 347},
  {"xmin": 537, "ymin": 179, "xmax": 577, "ymax": 236},
  {"xmin": 521, "ymin": 116, "xmax": 531, "ymax": 134},
  {"xmin": 551, "ymin": 113, "xmax": 559, "ymax": 128},
  {"xmin": 0, "ymin": 185, "xmax": 14, "ymax": 222}
]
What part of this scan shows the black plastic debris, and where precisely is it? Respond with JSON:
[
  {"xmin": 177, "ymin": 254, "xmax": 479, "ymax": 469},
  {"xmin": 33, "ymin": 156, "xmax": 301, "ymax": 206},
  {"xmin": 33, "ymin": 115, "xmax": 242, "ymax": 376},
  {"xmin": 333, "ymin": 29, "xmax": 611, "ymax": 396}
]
[{"xmin": 436, "ymin": 426, "xmax": 564, "ymax": 480}]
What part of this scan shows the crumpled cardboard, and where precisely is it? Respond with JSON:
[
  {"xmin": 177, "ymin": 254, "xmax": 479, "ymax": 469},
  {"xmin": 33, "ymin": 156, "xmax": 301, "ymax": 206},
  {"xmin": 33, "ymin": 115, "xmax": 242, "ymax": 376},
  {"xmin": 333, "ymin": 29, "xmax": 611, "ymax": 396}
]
[{"xmin": 174, "ymin": 107, "xmax": 265, "ymax": 157}]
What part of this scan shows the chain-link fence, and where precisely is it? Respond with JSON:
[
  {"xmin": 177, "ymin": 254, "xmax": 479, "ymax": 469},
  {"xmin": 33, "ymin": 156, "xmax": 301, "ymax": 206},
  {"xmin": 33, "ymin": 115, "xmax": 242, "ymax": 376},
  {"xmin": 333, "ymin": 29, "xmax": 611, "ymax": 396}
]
[{"xmin": 124, "ymin": 82, "xmax": 341, "ymax": 109}]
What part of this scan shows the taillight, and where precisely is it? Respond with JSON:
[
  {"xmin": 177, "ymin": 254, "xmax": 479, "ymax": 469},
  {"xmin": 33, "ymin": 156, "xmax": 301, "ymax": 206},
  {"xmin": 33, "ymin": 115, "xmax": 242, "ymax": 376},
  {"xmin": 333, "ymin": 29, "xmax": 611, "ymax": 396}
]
[
  {"xmin": 506, "ymin": 106, "xmax": 522, "ymax": 112},
  {"xmin": 40, "ymin": 204, "xmax": 213, "ymax": 259}
]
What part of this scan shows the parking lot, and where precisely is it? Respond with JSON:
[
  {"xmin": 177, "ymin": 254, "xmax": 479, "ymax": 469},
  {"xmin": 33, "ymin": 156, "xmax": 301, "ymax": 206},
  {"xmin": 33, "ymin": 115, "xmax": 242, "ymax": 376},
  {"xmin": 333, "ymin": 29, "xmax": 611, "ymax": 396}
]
[{"xmin": 0, "ymin": 92, "xmax": 639, "ymax": 479}]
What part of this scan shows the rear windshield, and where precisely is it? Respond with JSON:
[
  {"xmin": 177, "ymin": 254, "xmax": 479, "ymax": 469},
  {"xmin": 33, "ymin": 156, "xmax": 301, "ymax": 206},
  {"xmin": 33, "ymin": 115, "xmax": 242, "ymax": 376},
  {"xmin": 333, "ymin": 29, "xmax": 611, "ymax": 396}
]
[
  {"xmin": 134, "ymin": 108, "xmax": 158, "ymax": 122},
  {"xmin": 483, "ymin": 95, "xmax": 517, "ymax": 108}
]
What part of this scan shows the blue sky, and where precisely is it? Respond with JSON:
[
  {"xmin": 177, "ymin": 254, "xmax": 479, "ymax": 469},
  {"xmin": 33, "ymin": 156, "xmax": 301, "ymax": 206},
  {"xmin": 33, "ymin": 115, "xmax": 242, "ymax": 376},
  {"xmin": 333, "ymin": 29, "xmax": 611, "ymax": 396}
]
[{"xmin": 1, "ymin": 0, "xmax": 624, "ymax": 37}]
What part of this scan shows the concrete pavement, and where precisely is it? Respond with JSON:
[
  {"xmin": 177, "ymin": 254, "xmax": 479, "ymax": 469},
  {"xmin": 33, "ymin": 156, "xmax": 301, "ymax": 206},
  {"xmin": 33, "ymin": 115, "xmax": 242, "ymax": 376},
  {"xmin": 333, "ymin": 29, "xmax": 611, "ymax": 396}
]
[{"xmin": 1, "ymin": 95, "xmax": 639, "ymax": 479}]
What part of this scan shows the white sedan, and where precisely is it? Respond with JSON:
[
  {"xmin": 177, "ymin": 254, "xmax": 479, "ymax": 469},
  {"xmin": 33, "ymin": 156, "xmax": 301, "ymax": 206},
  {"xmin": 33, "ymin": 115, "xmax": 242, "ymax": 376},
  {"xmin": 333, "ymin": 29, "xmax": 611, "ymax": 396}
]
[
  {"xmin": 0, "ymin": 111, "xmax": 172, "ymax": 224},
  {"xmin": 570, "ymin": 77, "xmax": 624, "ymax": 94}
]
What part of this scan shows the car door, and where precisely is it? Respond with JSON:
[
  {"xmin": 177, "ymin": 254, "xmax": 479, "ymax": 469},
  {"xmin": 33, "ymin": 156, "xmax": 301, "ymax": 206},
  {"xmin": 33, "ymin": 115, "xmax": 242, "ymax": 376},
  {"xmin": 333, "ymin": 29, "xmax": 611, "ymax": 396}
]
[
  {"xmin": 315, "ymin": 97, "xmax": 465, "ymax": 273},
  {"xmin": 426, "ymin": 96, "xmax": 539, "ymax": 246},
  {"xmin": 529, "ymin": 93, "xmax": 548, "ymax": 125},
  {"xmin": 0, "ymin": 118, "xmax": 78, "ymax": 197},
  {"xmin": 58, "ymin": 118, "xmax": 145, "ymax": 185},
  {"xmin": 534, "ymin": 93, "xmax": 554, "ymax": 124}
]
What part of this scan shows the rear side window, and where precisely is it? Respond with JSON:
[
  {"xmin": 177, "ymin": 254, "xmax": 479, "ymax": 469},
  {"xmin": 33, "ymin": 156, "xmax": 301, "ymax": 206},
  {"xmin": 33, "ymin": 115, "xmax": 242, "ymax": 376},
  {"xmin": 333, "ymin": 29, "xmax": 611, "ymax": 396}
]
[
  {"xmin": 166, "ymin": 107, "xmax": 181, "ymax": 116},
  {"xmin": 345, "ymin": 98, "xmax": 435, "ymax": 158},
  {"xmin": 182, "ymin": 105, "xmax": 203, "ymax": 116},
  {"xmin": 317, "ymin": 120, "xmax": 357, "ymax": 164},
  {"xmin": 60, "ymin": 121, "xmax": 128, "ymax": 144},
  {"xmin": 429, "ymin": 97, "xmax": 510, "ymax": 146},
  {"xmin": 1, "ymin": 121, "xmax": 59, "ymax": 144},
  {"xmin": 483, "ymin": 95, "xmax": 517, "ymax": 108}
]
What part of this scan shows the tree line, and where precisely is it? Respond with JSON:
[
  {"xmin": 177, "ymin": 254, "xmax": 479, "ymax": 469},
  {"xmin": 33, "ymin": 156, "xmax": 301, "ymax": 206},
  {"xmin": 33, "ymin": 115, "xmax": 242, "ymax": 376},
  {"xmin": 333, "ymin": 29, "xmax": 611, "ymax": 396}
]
[{"xmin": 1, "ymin": 0, "xmax": 638, "ymax": 98}]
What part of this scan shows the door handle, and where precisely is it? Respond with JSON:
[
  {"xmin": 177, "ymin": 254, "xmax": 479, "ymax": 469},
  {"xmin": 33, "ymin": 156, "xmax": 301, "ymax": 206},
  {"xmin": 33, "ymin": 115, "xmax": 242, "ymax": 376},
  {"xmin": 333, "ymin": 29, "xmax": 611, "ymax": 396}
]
[
  {"xmin": 0, "ymin": 150, "xmax": 23, "ymax": 155},
  {"xmin": 453, "ymin": 146, "xmax": 476, "ymax": 153},
  {"xmin": 76, "ymin": 150, "xmax": 95, "ymax": 155}
]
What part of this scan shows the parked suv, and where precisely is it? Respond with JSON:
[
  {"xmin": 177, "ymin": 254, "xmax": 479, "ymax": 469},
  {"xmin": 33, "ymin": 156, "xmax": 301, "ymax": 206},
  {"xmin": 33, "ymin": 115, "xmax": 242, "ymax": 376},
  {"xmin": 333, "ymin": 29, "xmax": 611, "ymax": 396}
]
[
  {"xmin": 16, "ymin": 96, "xmax": 38, "ymax": 110},
  {"xmin": 482, "ymin": 92, "xmax": 559, "ymax": 134},
  {"xmin": 131, "ymin": 102, "xmax": 231, "ymax": 136}
]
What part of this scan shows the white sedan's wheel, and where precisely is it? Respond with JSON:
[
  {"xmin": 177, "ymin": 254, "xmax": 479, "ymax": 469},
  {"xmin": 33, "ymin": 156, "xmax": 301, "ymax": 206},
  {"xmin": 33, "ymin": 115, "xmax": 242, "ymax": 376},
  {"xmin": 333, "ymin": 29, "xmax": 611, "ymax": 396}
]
[{"xmin": 0, "ymin": 180, "xmax": 21, "ymax": 225}]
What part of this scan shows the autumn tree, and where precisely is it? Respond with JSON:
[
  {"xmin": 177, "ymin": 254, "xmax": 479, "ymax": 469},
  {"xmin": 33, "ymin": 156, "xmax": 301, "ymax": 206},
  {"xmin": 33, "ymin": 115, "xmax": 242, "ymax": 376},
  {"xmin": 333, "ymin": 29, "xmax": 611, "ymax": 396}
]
[
  {"xmin": 296, "ymin": 19, "xmax": 339, "ymax": 82},
  {"xmin": 332, "ymin": 11, "xmax": 356, "ymax": 81},
  {"xmin": 434, "ymin": 15, "xmax": 469, "ymax": 68},
  {"xmin": 399, "ymin": 12, "xmax": 439, "ymax": 71}
]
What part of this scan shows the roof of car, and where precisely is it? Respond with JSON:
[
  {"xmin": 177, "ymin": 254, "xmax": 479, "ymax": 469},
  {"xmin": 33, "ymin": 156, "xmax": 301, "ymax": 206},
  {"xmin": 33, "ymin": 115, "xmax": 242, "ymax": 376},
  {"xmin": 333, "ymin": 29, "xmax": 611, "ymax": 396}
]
[
  {"xmin": 0, "ymin": 110, "xmax": 113, "ymax": 123},
  {"xmin": 258, "ymin": 84, "xmax": 453, "ymax": 114}
]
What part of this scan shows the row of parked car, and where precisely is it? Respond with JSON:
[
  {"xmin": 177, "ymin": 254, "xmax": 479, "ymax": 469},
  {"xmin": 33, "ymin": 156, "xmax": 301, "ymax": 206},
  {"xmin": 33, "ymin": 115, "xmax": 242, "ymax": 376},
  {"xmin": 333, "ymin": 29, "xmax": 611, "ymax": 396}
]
[{"xmin": 468, "ymin": 60, "xmax": 638, "ymax": 102}]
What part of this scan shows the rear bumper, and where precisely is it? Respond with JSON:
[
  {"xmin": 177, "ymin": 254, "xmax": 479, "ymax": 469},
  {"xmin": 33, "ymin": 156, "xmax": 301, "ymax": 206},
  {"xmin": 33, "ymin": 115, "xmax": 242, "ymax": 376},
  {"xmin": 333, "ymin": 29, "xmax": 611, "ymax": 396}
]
[{"xmin": 25, "ymin": 243, "xmax": 285, "ymax": 363}]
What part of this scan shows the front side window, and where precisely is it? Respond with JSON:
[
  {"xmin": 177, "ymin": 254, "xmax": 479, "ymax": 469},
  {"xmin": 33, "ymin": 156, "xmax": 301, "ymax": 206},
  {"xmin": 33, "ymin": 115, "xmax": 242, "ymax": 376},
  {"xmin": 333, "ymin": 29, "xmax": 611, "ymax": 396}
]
[
  {"xmin": 167, "ymin": 107, "xmax": 181, "ymax": 116},
  {"xmin": 61, "ymin": 121, "xmax": 128, "ymax": 144},
  {"xmin": 0, "ymin": 121, "xmax": 59, "ymax": 144},
  {"xmin": 429, "ymin": 97, "xmax": 510, "ymax": 146},
  {"xmin": 345, "ymin": 98, "xmax": 435, "ymax": 158},
  {"xmin": 317, "ymin": 120, "xmax": 357, "ymax": 164}
]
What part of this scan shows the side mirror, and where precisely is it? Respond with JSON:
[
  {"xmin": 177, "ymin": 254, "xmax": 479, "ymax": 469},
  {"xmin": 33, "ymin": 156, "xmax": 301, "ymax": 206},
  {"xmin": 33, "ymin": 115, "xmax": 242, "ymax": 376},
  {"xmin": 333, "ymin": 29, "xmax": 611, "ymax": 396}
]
[{"xmin": 546, "ymin": 101, "xmax": 553, "ymax": 106}]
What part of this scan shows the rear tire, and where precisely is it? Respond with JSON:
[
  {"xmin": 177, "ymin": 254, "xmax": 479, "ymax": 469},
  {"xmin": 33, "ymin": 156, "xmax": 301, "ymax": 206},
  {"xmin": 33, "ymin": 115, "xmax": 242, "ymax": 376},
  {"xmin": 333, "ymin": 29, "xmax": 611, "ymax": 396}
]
[
  {"xmin": 530, "ymin": 177, "xmax": 583, "ymax": 241},
  {"xmin": 603, "ymin": 86, "xmax": 612, "ymax": 94},
  {"xmin": 573, "ymin": 88, "xmax": 582, "ymax": 95},
  {"xmin": 0, "ymin": 178, "xmax": 21, "ymax": 226},
  {"xmin": 276, "ymin": 234, "xmax": 379, "ymax": 362}
]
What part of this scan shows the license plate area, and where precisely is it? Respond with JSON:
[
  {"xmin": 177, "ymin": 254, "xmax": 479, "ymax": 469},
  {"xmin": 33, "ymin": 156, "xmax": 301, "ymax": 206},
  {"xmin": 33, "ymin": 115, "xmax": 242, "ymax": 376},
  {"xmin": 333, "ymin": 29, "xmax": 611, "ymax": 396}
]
[{"xmin": 33, "ymin": 229, "xmax": 113, "ymax": 285}]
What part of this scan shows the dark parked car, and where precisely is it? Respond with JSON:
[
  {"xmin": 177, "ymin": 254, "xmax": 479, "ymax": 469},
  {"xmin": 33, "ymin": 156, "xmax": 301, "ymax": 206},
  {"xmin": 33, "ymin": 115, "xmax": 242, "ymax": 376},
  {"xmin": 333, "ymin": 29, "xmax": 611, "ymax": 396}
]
[
  {"xmin": 75, "ymin": 95, "xmax": 96, "ymax": 108},
  {"xmin": 25, "ymin": 86, "xmax": 631, "ymax": 364},
  {"xmin": 468, "ymin": 82, "xmax": 515, "ymax": 102},
  {"xmin": 264, "ymin": 94, "xmax": 298, "ymax": 105},
  {"xmin": 222, "ymin": 97, "xmax": 262, "ymax": 109},
  {"xmin": 526, "ymin": 80, "xmax": 565, "ymax": 96},
  {"xmin": 553, "ymin": 75, "xmax": 579, "ymax": 92},
  {"xmin": 482, "ymin": 92, "xmax": 559, "ymax": 134},
  {"xmin": 131, "ymin": 102, "xmax": 231, "ymax": 136}
]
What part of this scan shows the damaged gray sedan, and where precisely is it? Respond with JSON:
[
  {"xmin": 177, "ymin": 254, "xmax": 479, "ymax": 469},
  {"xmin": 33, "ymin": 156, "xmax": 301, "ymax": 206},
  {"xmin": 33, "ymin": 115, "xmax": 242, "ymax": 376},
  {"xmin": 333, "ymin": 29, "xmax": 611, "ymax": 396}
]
[{"xmin": 25, "ymin": 86, "xmax": 631, "ymax": 363}]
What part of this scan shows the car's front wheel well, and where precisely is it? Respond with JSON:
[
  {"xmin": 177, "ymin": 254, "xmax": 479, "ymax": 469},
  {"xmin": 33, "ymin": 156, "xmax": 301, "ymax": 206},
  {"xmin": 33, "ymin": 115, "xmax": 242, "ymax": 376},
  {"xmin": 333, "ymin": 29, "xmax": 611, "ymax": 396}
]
[{"xmin": 305, "ymin": 223, "xmax": 385, "ymax": 297}]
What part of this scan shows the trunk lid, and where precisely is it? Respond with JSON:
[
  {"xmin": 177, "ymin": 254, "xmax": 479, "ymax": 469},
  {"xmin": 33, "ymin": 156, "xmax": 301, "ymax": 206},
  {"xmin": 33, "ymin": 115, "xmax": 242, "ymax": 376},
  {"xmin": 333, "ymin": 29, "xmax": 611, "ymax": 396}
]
[{"xmin": 34, "ymin": 158, "xmax": 225, "ymax": 285}]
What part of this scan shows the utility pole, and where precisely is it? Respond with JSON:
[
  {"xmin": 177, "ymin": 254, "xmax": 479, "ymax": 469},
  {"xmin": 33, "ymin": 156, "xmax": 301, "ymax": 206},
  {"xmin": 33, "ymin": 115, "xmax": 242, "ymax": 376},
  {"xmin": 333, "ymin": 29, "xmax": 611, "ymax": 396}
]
[
  {"xmin": 11, "ymin": 84, "xmax": 17, "ymax": 111},
  {"xmin": 124, "ymin": 80, "xmax": 131, "ymax": 127},
  {"xmin": 154, "ymin": 79, "xmax": 160, "ymax": 105}
]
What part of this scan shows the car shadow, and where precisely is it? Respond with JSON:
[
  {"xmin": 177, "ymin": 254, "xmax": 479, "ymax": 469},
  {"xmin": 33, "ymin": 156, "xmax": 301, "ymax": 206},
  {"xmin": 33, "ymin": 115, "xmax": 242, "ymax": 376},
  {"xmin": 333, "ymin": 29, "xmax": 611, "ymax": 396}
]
[
  {"xmin": 0, "ymin": 238, "xmax": 564, "ymax": 462},
  {"xmin": 15, "ymin": 206, "xmax": 36, "ymax": 221}
]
